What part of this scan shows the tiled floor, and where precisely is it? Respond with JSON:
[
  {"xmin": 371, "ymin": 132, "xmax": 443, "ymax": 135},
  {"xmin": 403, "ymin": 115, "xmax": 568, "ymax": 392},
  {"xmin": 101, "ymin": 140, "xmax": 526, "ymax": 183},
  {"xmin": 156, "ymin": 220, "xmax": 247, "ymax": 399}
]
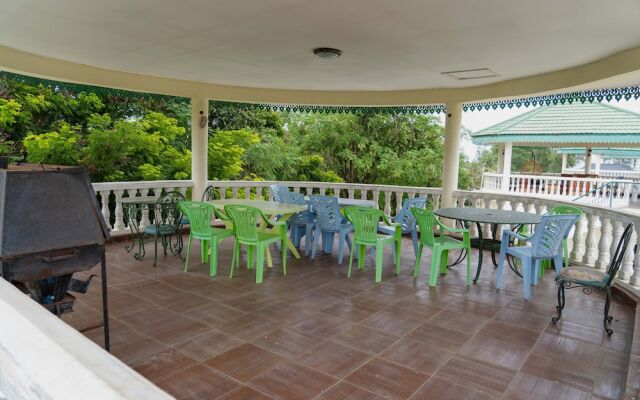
[{"xmin": 66, "ymin": 236, "xmax": 634, "ymax": 400}]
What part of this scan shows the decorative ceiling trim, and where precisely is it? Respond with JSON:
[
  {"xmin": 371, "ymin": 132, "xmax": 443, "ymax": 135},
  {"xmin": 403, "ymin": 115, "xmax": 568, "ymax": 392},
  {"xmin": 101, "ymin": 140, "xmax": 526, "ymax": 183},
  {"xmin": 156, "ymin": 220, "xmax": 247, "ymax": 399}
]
[
  {"xmin": 463, "ymin": 86, "xmax": 640, "ymax": 111},
  {"xmin": 210, "ymin": 100, "xmax": 446, "ymax": 115},
  {"xmin": 0, "ymin": 71, "xmax": 187, "ymax": 101}
]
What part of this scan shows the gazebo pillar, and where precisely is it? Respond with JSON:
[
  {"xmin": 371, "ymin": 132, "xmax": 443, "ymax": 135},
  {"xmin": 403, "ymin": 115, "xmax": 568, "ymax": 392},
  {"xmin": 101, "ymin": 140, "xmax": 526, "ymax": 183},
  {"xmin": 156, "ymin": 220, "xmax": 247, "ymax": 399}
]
[
  {"xmin": 584, "ymin": 147, "xmax": 592, "ymax": 175},
  {"xmin": 561, "ymin": 153, "xmax": 568, "ymax": 173},
  {"xmin": 501, "ymin": 142, "xmax": 513, "ymax": 191},
  {"xmin": 440, "ymin": 102, "xmax": 462, "ymax": 208},
  {"xmin": 191, "ymin": 97, "xmax": 209, "ymax": 201}
]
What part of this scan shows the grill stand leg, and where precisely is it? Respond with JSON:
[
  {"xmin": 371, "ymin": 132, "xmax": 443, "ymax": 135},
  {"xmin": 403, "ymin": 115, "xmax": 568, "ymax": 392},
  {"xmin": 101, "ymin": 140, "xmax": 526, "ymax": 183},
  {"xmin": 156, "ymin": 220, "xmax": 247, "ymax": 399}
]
[{"xmin": 100, "ymin": 252, "xmax": 110, "ymax": 352}]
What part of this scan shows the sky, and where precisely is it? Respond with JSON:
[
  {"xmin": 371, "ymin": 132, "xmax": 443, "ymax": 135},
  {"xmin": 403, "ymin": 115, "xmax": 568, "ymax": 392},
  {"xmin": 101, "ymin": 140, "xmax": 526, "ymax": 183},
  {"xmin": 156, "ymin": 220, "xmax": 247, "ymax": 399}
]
[{"xmin": 453, "ymin": 99, "xmax": 640, "ymax": 161}]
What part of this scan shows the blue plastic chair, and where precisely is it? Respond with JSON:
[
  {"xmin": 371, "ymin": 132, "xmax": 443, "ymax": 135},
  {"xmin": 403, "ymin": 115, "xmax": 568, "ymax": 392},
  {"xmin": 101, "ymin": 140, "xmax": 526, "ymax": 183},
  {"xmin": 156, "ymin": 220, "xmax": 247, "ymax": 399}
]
[
  {"xmin": 378, "ymin": 197, "xmax": 426, "ymax": 257},
  {"xmin": 309, "ymin": 195, "xmax": 353, "ymax": 263},
  {"xmin": 497, "ymin": 214, "xmax": 579, "ymax": 300},
  {"xmin": 270, "ymin": 184, "xmax": 289, "ymax": 202},
  {"xmin": 281, "ymin": 191, "xmax": 315, "ymax": 254}
]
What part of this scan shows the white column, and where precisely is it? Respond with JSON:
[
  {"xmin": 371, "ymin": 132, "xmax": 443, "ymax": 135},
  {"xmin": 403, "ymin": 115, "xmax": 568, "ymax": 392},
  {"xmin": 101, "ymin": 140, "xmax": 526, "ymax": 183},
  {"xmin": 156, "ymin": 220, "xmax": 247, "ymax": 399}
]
[
  {"xmin": 191, "ymin": 97, "xmax": 209, "ymax": 201},
  {"xmin": 501, "ymin": 142, "xmax": 513, "ymax": 191},
  {"xmin": 561, "ymin": 153, "xmax": 567, "ymax": 173},
  {"xmin": 440, "ymin": 102, "xmax": 463, "ymax": 209},
  {"xmin": 497, "ymin": 144, "xmax": 505, "ymax": 173},
  {"xmin": 584, "ymin": 147, "xmax": 592, "ymax": 175}
]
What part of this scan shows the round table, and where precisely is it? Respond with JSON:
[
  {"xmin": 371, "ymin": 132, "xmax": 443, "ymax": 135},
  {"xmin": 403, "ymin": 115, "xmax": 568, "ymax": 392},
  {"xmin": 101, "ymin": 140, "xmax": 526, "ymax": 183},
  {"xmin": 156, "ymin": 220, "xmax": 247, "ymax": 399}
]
[{"xmin": 433, "ymin": 208, "xmax": 542, "ymax": 283}]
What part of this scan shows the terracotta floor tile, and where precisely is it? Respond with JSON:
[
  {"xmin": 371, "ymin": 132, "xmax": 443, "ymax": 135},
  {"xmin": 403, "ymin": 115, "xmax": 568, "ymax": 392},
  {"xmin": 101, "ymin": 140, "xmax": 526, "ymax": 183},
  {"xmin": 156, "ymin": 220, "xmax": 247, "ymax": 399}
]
[
  {"xmin": 157, "ymin": 363, "xmax": 238, "ymax": 399},
  {"xmin": 407, "ymin": 322, "xmax": 473, "ymax": 352},
  {"xmin": 297, "ymin": 340, "xmax": 372, "ymax": 378},
  {"xmin": 409, "ymin": 377, "xmax": 493, "ymax": 400},
  {"xmin": 172, "ymin": 329, "xmax": 244, "ymax": 362},
  {"xmin": 72, "ymin": 239, "xmax": 633, "ymax": 400},
  {"xmin": 502, "ymin": 371, "xmax": 591, "ymax": 400},
  {"xmin": 457, "ymin": 321, "xmax": 540, "ymax": 370},
  {"xmin": 249, "ymin": 362, "xmax": 337, "ymax": 400},
  {"xmin": 314, "ymin": 382, "xmax": 384, "ymax": 400},
  {"xmin": 131, "ymin": 348, "xmax": 198, "ymax": 382},
  {"xmin": 215, "ymin": 386, "xmax": 273, "ymax": 400},
  {"xmin": 253, "ymin": 328, "xmax": 319, "ymax": 359},
  {"xmin": 217, "ymin": 313, "xmax": 280, "ymax": 341},
  {"xmin": 205, "ymin": 343, "xmax": 285, "ymax": 382},
  {"xmin": 433, "ymin": 356, "xmax": 515, "ymax": 397},
  {"xmin": 379, "ymin": 337, "xmax": 455, "ymax": 374},
  {"xmin": 334, "ymin": 324, "xmax": 401, "ymax": 354},
  {"xmin": 290, "ymin": 312, "xmax": 351, "ymax": 338},
  {"xmin": 345, "ymin": 357, "xmax": 429, "ymax": 400}
]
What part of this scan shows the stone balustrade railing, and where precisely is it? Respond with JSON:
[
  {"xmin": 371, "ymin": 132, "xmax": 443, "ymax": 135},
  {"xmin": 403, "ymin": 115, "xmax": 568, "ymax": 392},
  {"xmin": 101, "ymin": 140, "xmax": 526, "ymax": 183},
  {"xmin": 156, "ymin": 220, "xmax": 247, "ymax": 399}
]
[
  {"xmin": 91, "ymin": 180, "xmax": 442, "ymax": 234},
  {"xmin": 482, "ymin": 172, "xmax": 636, "ymax": 207},
  {"xmin": 454, "ymin": 189, "xmax": 640, "ymax": 289}
]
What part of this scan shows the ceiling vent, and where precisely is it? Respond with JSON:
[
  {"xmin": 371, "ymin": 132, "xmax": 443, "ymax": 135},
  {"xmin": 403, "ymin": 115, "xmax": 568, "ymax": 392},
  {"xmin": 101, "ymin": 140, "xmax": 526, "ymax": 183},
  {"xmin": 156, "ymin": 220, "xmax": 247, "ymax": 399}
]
[{"xmin": 442, "ymin": 68, "xmax": 499, "ymax": 80}]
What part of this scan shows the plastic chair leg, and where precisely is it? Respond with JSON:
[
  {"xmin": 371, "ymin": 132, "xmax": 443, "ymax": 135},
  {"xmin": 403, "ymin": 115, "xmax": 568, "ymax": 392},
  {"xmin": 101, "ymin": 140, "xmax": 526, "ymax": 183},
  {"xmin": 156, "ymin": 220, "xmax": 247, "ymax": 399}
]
[
  {"xmin": 553, "ymin": 255, "xmax": 563, "ymax": 275},
  {"xmin": 281, "ymin": 227, "xmax": 287, "ymax": 276},
  {"xmin": 201, "ymin": 239, "xmax": 208, "ymax": 263},
  {"xmin": 338, "ymin": 232, "xmax": 346, "ymax": 264},
  {"xmin": 522, "ymin": 257, "xmax": 533, "ymax": 301},
  {"xmin": 348, "ymin": 243, "xmax": 355, "ymax": 278},
  {"xmin": 255, "ymin": 245, "xmax": 265, "ymax": 284},
  {"xmin": 439, "ymin": 250, "xmax": 448, "ymax": 275},
  {"xmin": 358, "ymin": 244, "xmax": 366, "ymax": 269},
  {"xmin": 532, "ymin": 260, "xmax": 540, "ymax": 286},
  {"xmin": 209, "ymin": 238, "xmax": 218, "ymax": 277},
  {"xmin": 304, "ymin": 224, "xmax": 313, "ymax": 256},
  {"xmin": 247, "ymin": 246, "xmax": 254, "ymax": 270},
  {"xmin": 375, "ymin": 243, "xmax": 383, "ymax": 283},
  {"xmin": 465, "ymin": 245, "xmax": 472, "ymax": 287},
  {"xmin": 411, "ymin": 230, "xmax": 419, "ymax": 258},
  {"xmin": 395, "ymin": 239, "xmax": 401, "ymax": 275},
  {"xmin": 184, "ymin": 235, "xmax": 193, "ymax": 272},
  {"xmin": 413, "ymin": 243, "xmax": 423, "ymax": 278},
  {"xmin": 230, "ymin": 242, "xmax": 239, "ymax": 278},
  {"xmin": 429, "ymin": 246, "xmax": 441, "ymax": 287}
]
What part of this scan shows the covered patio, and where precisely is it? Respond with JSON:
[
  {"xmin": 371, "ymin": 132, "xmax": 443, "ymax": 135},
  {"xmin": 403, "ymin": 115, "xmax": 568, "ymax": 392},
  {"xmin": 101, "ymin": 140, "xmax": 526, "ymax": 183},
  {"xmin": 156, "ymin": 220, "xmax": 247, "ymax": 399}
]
[{"xmin": 3, "ymin": 1, "xmax": 640, "ymax": 399}]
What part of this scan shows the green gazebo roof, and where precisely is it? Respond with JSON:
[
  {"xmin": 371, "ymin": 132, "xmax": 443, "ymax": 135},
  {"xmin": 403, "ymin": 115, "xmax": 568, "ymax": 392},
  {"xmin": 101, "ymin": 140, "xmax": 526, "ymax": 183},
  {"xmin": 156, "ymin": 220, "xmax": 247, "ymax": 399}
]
[
  {"xmin": 471, "ymin": 103, "xmax": 640, "ymax": 146},
  {"xmin": 556, "ymin": 147, "xmax": 640, "ymax": 157}
]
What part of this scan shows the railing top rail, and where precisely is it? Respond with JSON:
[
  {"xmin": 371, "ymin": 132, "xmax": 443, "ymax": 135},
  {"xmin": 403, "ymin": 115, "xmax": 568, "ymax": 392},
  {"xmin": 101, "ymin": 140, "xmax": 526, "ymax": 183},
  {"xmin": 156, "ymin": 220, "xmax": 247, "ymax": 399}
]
[
  {"xmin": 482, "ymin": 172, "xmax": 633, "ymax": 183},
  {"xmin": 92, "ymin": 180, "xmax": 193, "ymax": 190},
  {"xmin": 205, "ymin": 180, "xmax": 443, "ymax": 193}
]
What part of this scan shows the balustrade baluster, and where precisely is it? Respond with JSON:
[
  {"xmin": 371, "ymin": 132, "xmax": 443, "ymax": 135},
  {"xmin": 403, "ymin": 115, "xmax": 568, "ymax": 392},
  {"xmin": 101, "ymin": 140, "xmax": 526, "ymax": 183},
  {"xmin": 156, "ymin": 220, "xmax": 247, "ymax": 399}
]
[
  {"xmin": 140, "ymin": 189, "xmax": 152, "ymax": 228},
  {"xmin": 244, "ymin": 186, "xmax": 251, "ymax": 199},
  {"xmin": 113, "ymin": 190, "xmax": 125, "ymax": 231},
  {"xmin": 571, "ymin": 213, "xmax": 587, "ymax": 264},
  {"xmin": 220, "ymin": 187, "xmax": 227, "ymax": 200},
  {"xmin": 630, "ymin": 234, "xmax": 640, "ymax": 286},
  {"xmin": 582, "ymin": 214, "xmax": 600, "ymax": 267},
  {"xmin": 373, "ymin": 190, "xmax": 380, "ymax": 210},
  {"xmin": 394, "ymin": 192, "xmax": 403, "ymax": 215},
  {"xmin": 596, "ymin": 216, "xmax": 612, "ymax": 270},
  {"xmin": 383, "ymin": 192, "xmax": 392, "ymax": 215},
  {"xmin": 99, "ymin": 190, "xmax": 111, "ymax": 229},
  {"xmin": 231, "ymin": 187, "xmax": 238, "ymax": 199},
  {"xmin": 621, "ymin": 228, "xmax": 638, "ymax": 282}
]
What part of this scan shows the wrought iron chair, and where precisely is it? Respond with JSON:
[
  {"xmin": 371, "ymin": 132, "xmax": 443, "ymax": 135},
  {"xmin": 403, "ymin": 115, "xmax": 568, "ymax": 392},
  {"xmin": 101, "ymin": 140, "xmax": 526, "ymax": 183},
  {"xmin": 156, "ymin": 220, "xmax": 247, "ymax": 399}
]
[
  {"xmin": 123, "ymin": 202, "xmax": 146, "ymax": 261},
  {"xmin": 553, "ymin": 223, "xmax": 633, "ymax": 335},
  {"xmin": 309, "ymin": 195, "xmax": 353, "ymax": 263},
  {"xmin": 146, "ymin": 192, "xmax": 184, "ymax": 266},
  {"xmin": 225, "ymin": 204, "xmax": 287, "ymax": 284},
  {"xmin": 178, "ymin": 201, "xmax": 234, "ymax": 277},
  {"xmin": 412, "ymin": 208, "xmax": 472, "ymax": 287},
  {"xmin": 201, "ymin": 185, "xmax": 218, "ymax": 201},
  {"xmin": 281, "ymin": 191, "xmax": 315, "ymax": 254},
  {"xmin": 345, "ymin": 206, "xmax": 401, "ymax": 283},
  {"xmin": 496, "ymin": 214, "xmax": 579, "ymax": 300},
  {"xmin": 378, "ymin": 197, "xmax": 427, "ymax": 258}
]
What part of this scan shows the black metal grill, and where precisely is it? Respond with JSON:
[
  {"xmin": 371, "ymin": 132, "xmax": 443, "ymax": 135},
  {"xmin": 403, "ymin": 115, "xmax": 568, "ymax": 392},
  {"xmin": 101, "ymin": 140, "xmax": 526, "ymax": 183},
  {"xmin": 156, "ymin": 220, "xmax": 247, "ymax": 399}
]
[{"xmin": 0, "ymin": 163, "xmax": 111, "ymax": 351}]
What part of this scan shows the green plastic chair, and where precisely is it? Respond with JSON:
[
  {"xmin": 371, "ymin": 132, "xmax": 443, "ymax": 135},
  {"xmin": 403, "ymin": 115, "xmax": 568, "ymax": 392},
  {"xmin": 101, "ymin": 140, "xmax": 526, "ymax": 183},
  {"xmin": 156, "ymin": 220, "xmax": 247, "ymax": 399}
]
[
  {"xmin": 179, "ymin": 201, "xmax": 234, "ymax": 277},
  {"xmin": 412, "ymin": 208, "xmax": 471, "ymax": 287},
  {"xmin": 344, "ymin": 206, "xmax": 401, "ymax": 283},
  {"xmin": 224, "ymin": 204, "xmax": 287, "ymax": 284},
  {"xmin": 548, "ymin": 205, "xmax": 583, "ymax": 269}
]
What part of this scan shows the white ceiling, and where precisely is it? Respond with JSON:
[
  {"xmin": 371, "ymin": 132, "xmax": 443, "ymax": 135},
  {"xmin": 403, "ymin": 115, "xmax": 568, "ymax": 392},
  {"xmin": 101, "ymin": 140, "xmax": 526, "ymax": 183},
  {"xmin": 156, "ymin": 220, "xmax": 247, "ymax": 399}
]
[{"xmin": 1, "ymin": 0, "xmax": 640, "ymax": 91}]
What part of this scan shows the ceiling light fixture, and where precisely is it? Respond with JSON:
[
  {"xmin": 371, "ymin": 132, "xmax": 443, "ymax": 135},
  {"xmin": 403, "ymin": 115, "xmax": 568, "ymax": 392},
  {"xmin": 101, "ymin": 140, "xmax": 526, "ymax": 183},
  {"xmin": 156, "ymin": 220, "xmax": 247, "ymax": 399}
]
[
  {"xmin": 313, "ymin": 47, "xmax": 342, "ymax": 60},
  {"xmin": 442, "ymin": 68, "xmax": 499, "ymax": 80}
]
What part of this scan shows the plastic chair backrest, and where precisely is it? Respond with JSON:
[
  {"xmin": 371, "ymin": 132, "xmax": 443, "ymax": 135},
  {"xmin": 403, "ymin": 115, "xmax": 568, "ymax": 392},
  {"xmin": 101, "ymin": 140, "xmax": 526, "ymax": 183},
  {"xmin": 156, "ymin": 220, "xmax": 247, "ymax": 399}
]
[
  {"xmin": 549, "ymin": 205, "xmax": 583, "ymax": 216},
  {"xmin": 309, "ymin": 195, "xmax": 342, "ymax": 230},
  {"xmin": 606, "ymin": 223, "xmax": 634, "ymax": 286},
  {"xmin": 154, "ymin": 191, "xmax": 184, "ymax": 230},
  {"xmin": 179, "ymin": 201, "xmax": 214, "ymax": 236},
  {"xmin": 270, "ymin": 184, "xmax": 289, "ymax": 202},
  {"xmin": 345, "ymin": 206, "xmax": 385, "ymax": 243},
  {"xmin": 224, "ymin": 204, "xmax": 261, "ymax": 242},
  {"xmin": 531, "ymin": 214, "xmax": 579, "ymax": 258},
  {"xmin": 396, "ymin": 197, "xmax": 427, "ymax": 230},
  {"xmin": 282, "ymin": 191, "xmax": 306, "ymax": 205},
  {"xmin": 411, "ymin": 208, "xmax": 436, "ymax": 246},
  {"xmin": 201, "ymin": 185, "xmax": 217, "ymax": 201}
]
